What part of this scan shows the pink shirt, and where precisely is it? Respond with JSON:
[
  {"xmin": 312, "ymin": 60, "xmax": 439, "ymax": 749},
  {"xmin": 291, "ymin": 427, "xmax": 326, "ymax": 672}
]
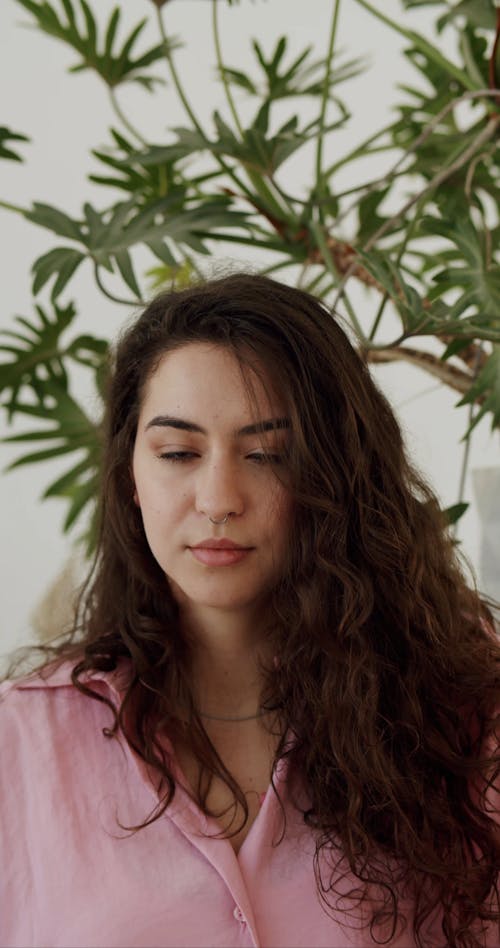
[{"xmin": 0, "ymin": 662, "xmax": 495, "ymax": 947}]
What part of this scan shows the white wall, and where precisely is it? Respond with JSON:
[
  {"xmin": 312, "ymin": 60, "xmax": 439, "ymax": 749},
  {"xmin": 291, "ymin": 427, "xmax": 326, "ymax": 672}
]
[{"xmin": 1, "ymin": 0, "xmax": 498, "ymax": 660}]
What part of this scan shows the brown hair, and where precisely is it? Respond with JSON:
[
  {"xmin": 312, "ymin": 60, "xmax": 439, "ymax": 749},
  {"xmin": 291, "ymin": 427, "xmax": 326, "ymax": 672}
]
[{"xmin": 32, "ymin": 274, "xmax": 500, "ymax": 945}]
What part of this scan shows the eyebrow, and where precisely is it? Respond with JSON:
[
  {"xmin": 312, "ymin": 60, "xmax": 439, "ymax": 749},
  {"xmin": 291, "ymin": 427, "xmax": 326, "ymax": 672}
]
[{"xmin": 144, "ymin": 415, "xmax": 290, "ymax": 437}]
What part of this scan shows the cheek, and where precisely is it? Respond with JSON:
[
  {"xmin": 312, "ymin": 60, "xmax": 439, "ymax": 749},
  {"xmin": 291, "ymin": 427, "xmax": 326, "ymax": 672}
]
[{"xmin": 268, "ymin": 485, "xmax": 293, "ymax": 533}]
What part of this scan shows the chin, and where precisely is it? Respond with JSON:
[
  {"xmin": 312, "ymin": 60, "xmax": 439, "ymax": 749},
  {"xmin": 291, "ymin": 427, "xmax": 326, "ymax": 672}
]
[
  {"xmin": 188, "ymin": 592, "xmax": 262, "ymax": 612},
  {"xmin": 166, "ymin": 567, "xmax": 277, "ymax": 612},
  {"xmin": 170, "ymin": 581, "xmax": 268, "ymax": 614}
]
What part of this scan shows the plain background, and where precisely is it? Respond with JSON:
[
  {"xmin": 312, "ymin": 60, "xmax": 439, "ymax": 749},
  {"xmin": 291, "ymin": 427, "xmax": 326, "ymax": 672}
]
[{"xmin": 1, "ymin": 0, "xmax": 499, "ymax": 660}]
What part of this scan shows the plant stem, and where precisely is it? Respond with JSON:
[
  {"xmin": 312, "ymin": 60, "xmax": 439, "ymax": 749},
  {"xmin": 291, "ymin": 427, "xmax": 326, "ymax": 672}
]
[
  {"xmin": 334, "ymin": 169, "xmax": 406, "ymax": 201},
  {"xmin": 310, "ymin": 216, "xmax": 367, "ymax": 342},
  {"xmin": 368, "ymin": 292, "xmax": 390, "ymax": 343},
  {"xmin": 109, "ymin": 88, "xmax": 148, "ymax": 147},
  {"xmin": 315, "ymin": 0, "xmax": 342, "ymax": 218},
  {"xmin": 324, "ymin": 123, "xmax": 395, "ymax": 178},
  {"xmin": 0, "ymin": 199, "xmax": 28, "ymax": 215},
  {"xmin": 453, "ymin": 410, "xmax": 474, "ymax": 541},
  {"xmin": 367, "ymin": 197, "xmax": 424, "ymax": 342},
  {"xmin": 453, "ymin": 346, "xmax": 483, "ymax": 540},
  {"xmin": 194, "ymin": 229, "xmax": 304, "ymax": 255},
  {"xmin": 93, "ymin": 262, "xmax": 143, "ymax": 307},
  {"xmin": 212, "ymin": 0, "xmax": 243, "ymax": 136},
  {"xmin": 339, "ymin": 290, "xmax": 365, "ymax": 338},
  {"xmin": 156, "ymin": 7, "xmax": 205, "ymax": 139},
  {"xmin": 260, "ymin": 258, "xmax": 299, "ymax": 277},
  {"xmin": 192, "ymin": 253, "xmax": 210, "ymax": 281}
]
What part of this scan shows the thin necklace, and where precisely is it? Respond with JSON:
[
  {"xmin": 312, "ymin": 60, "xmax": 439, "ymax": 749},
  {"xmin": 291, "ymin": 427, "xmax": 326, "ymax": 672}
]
[{"xmin": 196, "ymin": 708, "xmax": 267, "ymax": 723}]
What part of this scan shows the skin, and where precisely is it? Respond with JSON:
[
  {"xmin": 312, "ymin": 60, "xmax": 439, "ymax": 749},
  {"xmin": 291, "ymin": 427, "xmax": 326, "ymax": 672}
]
[{"xmin": 132, "ymin": 342, "xmax": 292, "ymax": 716}]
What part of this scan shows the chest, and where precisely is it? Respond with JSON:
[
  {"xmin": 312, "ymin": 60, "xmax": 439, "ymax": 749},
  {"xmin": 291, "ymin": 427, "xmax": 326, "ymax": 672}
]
[{"xmin": 175, "ymin": 721, "xmax": 278, "ymax": 854}]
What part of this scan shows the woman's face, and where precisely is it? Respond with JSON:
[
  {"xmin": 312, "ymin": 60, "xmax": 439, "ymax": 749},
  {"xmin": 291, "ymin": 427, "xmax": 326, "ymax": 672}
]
[{"xmin": 132, "ymin": 342, "xmax": 292, "ymax": 623}]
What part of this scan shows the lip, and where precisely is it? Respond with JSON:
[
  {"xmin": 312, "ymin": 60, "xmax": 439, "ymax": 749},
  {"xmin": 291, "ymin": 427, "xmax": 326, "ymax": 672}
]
[
  {"xmin": 192, "ymin": 538, "xmax": 249, "ymax": 550},
  {"xmin": 189, "ymin": 538, "xmax": 253, "ymax": 567}
]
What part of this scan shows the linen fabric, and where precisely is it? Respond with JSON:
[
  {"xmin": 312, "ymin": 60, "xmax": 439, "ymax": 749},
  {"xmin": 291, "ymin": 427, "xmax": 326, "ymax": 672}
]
[{"xmin": 0, "ymin": 662, "xmax": 495, "ymax": 947}]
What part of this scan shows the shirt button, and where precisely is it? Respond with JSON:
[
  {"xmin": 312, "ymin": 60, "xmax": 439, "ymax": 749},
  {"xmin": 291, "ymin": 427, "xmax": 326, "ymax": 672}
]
[{"xmin": 233, "ymin": 906, "xmax": 246, "ymax": 923}]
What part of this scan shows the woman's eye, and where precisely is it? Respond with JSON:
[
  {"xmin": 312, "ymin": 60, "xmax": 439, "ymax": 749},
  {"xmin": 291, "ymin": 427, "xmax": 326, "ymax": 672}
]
[
  {"xmin": 158, "ymin": 451, "xmax": 198, "ymax": 462},
  {"xmin": 248, "ymin": 452, "xmax": 282, "ymax": 465}
]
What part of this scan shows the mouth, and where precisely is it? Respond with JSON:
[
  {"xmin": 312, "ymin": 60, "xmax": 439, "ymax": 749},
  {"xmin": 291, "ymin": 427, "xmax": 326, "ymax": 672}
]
[
  {"xmin": 189, "ymin": 543, "xmax": 253, "ymax": 567},
  {"xmin": 192, "ymin": 538, "xmax": 250, "ymax": 551}
]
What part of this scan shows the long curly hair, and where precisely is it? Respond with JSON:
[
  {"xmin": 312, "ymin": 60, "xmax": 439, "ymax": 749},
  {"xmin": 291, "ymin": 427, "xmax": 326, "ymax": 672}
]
[{"xmin": 34, "ymin": 274, "xmax": 500, "ymax": 945}]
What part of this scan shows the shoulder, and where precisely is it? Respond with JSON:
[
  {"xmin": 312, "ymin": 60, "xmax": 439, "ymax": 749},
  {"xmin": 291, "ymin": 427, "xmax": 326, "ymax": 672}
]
[
  {"xmin": 0, "ymin": 655, "xmax": 131, "ymax": 702},
  {"xmin": 0, "ymin": 658, "xmax": 73, "ymax": 700},
  {"xmin": 0, "ymin": 657, "xmax": 132, "ymax": 753},
  {"xmin": 0, "ymin": 658, "xmax": 135, "ymax": 819}
]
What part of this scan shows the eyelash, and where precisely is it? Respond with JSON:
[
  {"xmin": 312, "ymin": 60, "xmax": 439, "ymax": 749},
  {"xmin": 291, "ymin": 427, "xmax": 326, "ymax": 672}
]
[{"xmin": 158, "ymin": 451, "xmax": 282, "ymax": 465}]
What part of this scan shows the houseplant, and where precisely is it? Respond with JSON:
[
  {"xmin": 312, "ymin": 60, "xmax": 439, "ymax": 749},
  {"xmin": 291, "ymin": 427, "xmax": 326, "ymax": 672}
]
[{"xmin": 1, "ymin": 0, "xmax": 499, "ymax": 562}]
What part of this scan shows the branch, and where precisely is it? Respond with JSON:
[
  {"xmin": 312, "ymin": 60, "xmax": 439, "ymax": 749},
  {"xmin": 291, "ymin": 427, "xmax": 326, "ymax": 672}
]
[
  {"xmin": 364, "ymin": 345, "xmax": 475, "ymax": 398},
  {"xmin": 436, "ymin": 335, "xmax": 490, "ymax": 374},
  {"xmin": 308, "ymin": 234, "xmax": 384, "ymax": 291}
]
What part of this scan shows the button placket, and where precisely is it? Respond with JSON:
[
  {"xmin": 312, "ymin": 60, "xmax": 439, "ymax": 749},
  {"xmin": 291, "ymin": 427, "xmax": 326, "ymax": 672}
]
[{"xmin": 233, "ymin": 905, "xmax": 246, "ymax": 923}]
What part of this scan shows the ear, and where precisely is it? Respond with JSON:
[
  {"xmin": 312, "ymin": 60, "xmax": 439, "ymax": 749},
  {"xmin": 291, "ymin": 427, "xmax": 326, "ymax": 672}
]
[{"xmin": 129, "ymin": 464, "xmax": 140, "ymax": 507}]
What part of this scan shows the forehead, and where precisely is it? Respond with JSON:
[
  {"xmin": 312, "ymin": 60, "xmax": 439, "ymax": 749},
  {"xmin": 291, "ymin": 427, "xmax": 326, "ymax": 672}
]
[{"xmin": 139, "ymin": 342, "xmax": 283, "ymax": 419}]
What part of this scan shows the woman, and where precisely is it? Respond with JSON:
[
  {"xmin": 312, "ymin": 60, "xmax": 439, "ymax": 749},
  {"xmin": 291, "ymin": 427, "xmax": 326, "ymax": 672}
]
[{"xmin": 1, "ymin": 272, "xmax": 498, "ymax": 948}]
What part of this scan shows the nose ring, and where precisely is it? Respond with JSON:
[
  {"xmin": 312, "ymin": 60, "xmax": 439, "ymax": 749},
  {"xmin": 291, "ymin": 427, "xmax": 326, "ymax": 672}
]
[{"xmin": 208, "ymin": 514, "xmax": 230, "ymax": 525}]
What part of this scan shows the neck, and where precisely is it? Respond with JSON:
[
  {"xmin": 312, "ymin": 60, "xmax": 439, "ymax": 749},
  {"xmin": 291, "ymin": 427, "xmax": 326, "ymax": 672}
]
[
  {"xmin": 196, "ymin": 706, "xmax": 267, "ymax": 723},
  {"xmin": 178, "ymin": 604, "xmax": 275, "ymax": 720}
]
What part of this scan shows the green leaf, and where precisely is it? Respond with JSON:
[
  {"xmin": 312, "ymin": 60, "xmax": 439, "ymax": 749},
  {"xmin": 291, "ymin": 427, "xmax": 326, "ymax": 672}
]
[
  {"xmin": 356, "ymin": 249, "xmax": 428, "ymax": 333},
  {"xmin": 241, "ymin": 36, "xmax": 364, "ymax": 101},
  {"xmin": 401, "ymin": 1, "xmax": 445, "ymax": 7},
  {"xmin": 32, "ymin": 246, "xmax": 85, "ymax": 298},
  {"xmin": 90, "ymin": 128, "xmax": 194, "ymax": 206},
  {"xmin": 357, "ymin": 186, "xmax": 391, "ymax": 244},
  {"xmin": 23, "ymin": 188, "xmax": 252, "ymax": 299},
  {"xmin": 0, "ymin": 126, "xmax": 30, "ymax": 162},
  {"xmin": 145, "ymin": 259, "xmax": 194, "ymax": 291},
  {"xmin": 0, "ymin": 302, "xmax": 109, "ymax": 433},
  {"xmin": 443, "ymin": 502, "xmax": 469, "ymax": 526},
  {"xmin": 0, "ymin": 302, "xmax": 76, "ymax": 412},
  {"xmin": 218, "ymin": 66, "xmax": 257, "ymax": 95},
  {"xmin": 420, "ymin": 214, "xmax": 500, "ymax": 324},
  {"xmin": 458, "ymin": 345, "xmax": 500, "ymax": 433},
  {"xmin": 437, "ymin": 1, "xmax": 497, "ymax": 31},
  {"xmin": 104, "ymin": 6, "xmax": 120, "ymax": 61},
  {"xmin": 15, "ymin": 0, "xmax": 168, "ymax": 89},
  {"xmin": 62, "ymin": 474, "xmax": 99, "ymax": 532},
  {"xmin": 208, "ymin": 108, "xmax": 326, "ymax": 175},
  {"xmin": 353, "ymin": 0, "xmax": 477, "ymax": 90},
  {"xmin": 145, "ymin": 239, "xmax": 177, "ymax": 266},
  {"xmin": 459, "ymin": 25, "xmax": 489, "ymax": 87},
  {"xmin": 3, "ymin": 377, "xmax": 103, "ymax": 535},
  {"xmin": 80, "ymin": 0, "xmax": 96, "ymax": 50},
  {"xmin": 113, "ymin": 249, "xmax": 141, "ymax": 297},
  {"xmin": 66, "ymin": 334, "xmax": 109, "ymax": 369},
  {"xmin": 42, "ymin": 456, "xmax": 93, "ymax": 497},
  {"xmin": 25, "ymin": 202, "xmax": 83, "ymax": 241}
]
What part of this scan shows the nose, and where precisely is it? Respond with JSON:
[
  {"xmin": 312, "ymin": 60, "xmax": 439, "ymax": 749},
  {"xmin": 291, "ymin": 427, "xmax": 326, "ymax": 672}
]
[{"xmin": 195, "ymin": 452, "xmax": 245, "ymax": 522}]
